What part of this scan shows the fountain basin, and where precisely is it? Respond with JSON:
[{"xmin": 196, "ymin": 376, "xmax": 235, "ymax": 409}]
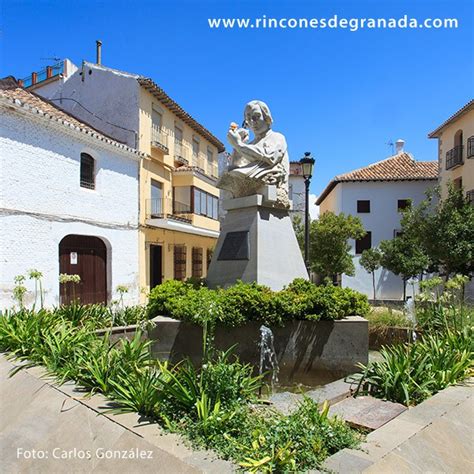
[{"xmin": 114, "ymin": 316, "xmax": 368, "ymax": 385}]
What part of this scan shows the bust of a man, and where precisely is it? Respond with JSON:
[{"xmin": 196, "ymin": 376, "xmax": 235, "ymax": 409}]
[{"xmin": 218, "ymin": 100, "xmax": 290, "ymax": 208}]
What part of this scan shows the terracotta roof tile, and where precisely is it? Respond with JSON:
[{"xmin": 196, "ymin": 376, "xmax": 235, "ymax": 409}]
[{"xmin": 316, "ymin": 153, "xmax": 438, "ymax": 205}]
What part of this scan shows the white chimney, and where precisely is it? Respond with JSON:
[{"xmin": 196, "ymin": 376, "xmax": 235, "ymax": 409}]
[{"xmin": 395, "ymin": 139, "xmax": 405, "ymax": 154}]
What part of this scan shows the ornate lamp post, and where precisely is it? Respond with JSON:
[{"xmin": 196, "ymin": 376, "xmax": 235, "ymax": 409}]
[{"xmin": 300, "ymin": 152, "xmax": 315, "ymax": 273}]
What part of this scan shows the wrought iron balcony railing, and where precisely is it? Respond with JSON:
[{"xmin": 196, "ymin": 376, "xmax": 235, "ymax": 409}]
[
  {"xmin": 446, "ymin": 145, "xmax": 463, "ymax": 170},
  {"xmin": 146, "ymin": 198, "xmax": 192, "ymax": 223},
  {"xmin": 151, "ymin": 126, "xmax": 169, "ymax": 152}
]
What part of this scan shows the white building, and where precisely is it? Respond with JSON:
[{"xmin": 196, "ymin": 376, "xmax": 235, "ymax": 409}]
[
  {"xmin": 0, "ymin": 77, "xmax": 142, "ymax": 309},
  {"xmin": 289, "ymin": 162, "xmax": 305, "ymax": 220},
  {"xmin": 316, "ymin": 143, "xmax": 438, "ymax": 301}
]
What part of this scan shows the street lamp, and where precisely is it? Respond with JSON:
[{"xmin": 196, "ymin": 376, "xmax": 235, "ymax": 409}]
[{"xmin": 300, "ymin": 152, "xmax": 315, "ymax": 273}]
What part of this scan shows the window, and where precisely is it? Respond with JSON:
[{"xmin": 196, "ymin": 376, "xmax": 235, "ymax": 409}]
[
  {"xmin": 467, "ymin": 190, "xmax": 474, "ymax": 206},
  {"xmin": 207, "ymin": 147, "xmax": 214, "ymax": 175},
  {"xmin": 207, "ymin": 249, "xmax": 213, "ymax": 270},
  {"xmin": 192, "ymin": 247, "xmax": 203, "ymax": 278},
  {"xmin": 355, "ymin": 231, "xmax": 371, "ymax": 254},
  {"xmin": 357, "ymin": 200, "xmax": 370, "ymax": 213},
  {"xmin": 174, "ymin": 245, "xmax": 186, "ymax": 280},
  {"xmin": 397, "ymin": 199, "xmax": 411, "ymax": 211},
  {"xmin": 192, "ymin": 137, "xmax": 200, "ymax": 167},
  {"xmin": 193, "ymin": 187, "xmax": 218, "ymax": 219},
  {"xmin": 80, "ymin": 153, "xmax": 95, "ymax": 189},
  {"xmin": 453, "ymin": 177, "xmax": 463, "ymax": 190},
  {"xmin": 467, "ymin": 136, "xmax": 474, "ymax": 158},
  {"xmin": 150, "ymin": 180, "xmax": 163, "ymax": 215},
  {"xmin": 174, "ymin": 126, "xmax": 183, "ymax": 145}
]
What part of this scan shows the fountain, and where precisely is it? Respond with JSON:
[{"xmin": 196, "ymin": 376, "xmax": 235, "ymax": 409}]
[
  {"xmin": 404, "ymin": 296, "xmax": 417, "ymax": 342},
  {"xmin": 259, "ymin": 325, "xmax": 279, "ymax": 389}
]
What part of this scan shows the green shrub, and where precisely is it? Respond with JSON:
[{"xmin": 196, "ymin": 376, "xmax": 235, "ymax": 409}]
[
  {"xmin": 147, "ymin": 280, "xmax": 193, "ymax": 318},
  {"xmin": 219, "ymin": 281, "xmax": 281, "ymax": 326},
  {"xmin": 147, "ymin": 278, "xmax": 369, "ymax": 327},
  {"xmin": 356, "ymin": 328, "xmax": 473, "ymax": 406}
]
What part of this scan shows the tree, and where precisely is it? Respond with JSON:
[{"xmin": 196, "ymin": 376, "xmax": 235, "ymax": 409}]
[
  {"xmin": 379, "ymin": 235, "xmax": 430, "ymax": 300},
  {"xmin": 309, "ymin": 212, "xmax": 366, "ymax": 281},
  {"xmin": 292, "ymin": 214, "xmax": 305, "ymax": 255},
  {"xmin": 398, "ymin": 184, "xmax": 474, "ymax": 279},
  {"xmin": 360, "ymin": 248, "xmax": 382, "ymax": 301}
]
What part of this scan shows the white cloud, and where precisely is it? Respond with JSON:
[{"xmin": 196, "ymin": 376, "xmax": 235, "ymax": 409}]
[{"xmin": 309, "ymin": 194, "xmax": 320, "ymax": 220}]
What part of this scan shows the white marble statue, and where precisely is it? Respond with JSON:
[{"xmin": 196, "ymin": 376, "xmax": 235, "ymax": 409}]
[{"xmin": 218, "ymin": 100, "xmax": 290, "ymax": 208}]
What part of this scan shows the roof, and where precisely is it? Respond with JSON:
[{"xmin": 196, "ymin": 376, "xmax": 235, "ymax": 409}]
[
  {"xmin": 138, "ymin": 77, "xmax": 225, "ymax": 153},
  {"xmin": 316, "ymin": 152, "xmax": 438, "ymax": 205},
  {"xmin": 0, "ymin": 77, "xmax": 145, "ymax": 158},
  {"xmin": 428, "ymin": 99, "xmax": 474, "ymax": 138}
]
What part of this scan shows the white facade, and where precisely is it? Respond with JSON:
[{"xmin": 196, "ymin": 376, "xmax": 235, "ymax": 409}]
[
  {"xmin": 319, "ymin": 180, "xmax": 436, "ymax": 300},
  {"xmin": 34, "ymin": 61, "xmax": 140, "ymax": 147},
  {"xmin": 0, "ymin": 95, "xmax": 141, "ymax": 309},
  {"xmin": 289, "ymin": 162, "xmax": 305, "ymax": 220}
]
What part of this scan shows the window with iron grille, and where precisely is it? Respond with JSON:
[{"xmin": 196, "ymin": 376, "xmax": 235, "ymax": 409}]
[
  {"xmin": 80, "ymin": 153, "xmax": 95, "ymax": 189},
  {"xmin": 174, "ymin": 245, "xmax": 187, "ymax": 280},
  {"xmin": 468, "ymin": 136, "xmax": 474, "ymax": 158},
  {"xmin": 355, "ymin": 231, "xmax": 372, "ymax": 254},
  {"xmin": 207, "ymin": 249, "xmax": 213, "ymax": 270},
  {"xmin": 192, "ymin": 247, "xmax": 203, "ymax": 278},
  {"xmin": 357, "ymin": 200, "xmax": 370, "ymax": 213}
]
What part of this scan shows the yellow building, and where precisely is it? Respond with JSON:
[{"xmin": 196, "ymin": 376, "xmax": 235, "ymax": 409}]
[
  {"xmin": 137, "ymin": 78, "xmax": 224, "ymax": 295},
  {"xmin": 26, "ymin": 60, "xmax": 225, "ymax": 299},
  {"xmin": 429, "ymin": 99, "xmax": 474, "ymax": 201}
]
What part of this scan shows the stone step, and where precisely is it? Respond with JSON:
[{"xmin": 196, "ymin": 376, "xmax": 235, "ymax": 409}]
[
  {"xmin": 269, "ymin": 377, "xmax": 355, "ymax": 414},
  {"xmin": 329, "ymin": 395, "xmax": 407, "ymax": 431}
]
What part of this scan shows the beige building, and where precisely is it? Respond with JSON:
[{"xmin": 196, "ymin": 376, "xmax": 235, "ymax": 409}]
[
  {"xmin": 27, "ymin": 59, "xmax": 225, "ymax": 299},
  {"xmin": 428, "ymin": 99, "xmax": 474, "ymax": 202}
]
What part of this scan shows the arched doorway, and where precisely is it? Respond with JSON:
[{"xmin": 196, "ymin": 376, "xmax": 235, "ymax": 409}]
[{"xmin": 59, "ymin": 235, "xmax": 107, "ymax": 305}]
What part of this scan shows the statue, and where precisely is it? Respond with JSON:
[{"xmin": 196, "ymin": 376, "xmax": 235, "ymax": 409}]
[{"xmin": 217, "ymin": 100, "xmax": 290, "ymax": 208}]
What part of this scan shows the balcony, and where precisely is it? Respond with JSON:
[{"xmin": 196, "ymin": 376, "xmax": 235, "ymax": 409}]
[
  {"xmin": 20, "ymin": 61, "xmax": 64, "ymax": 88},
  {"xmin": 151, "ymin": 127, "xmax": 169, "ymax": 153},
  {"xmin": 446, "ymin": 145, "xmax": 463, "ymax": 170},
  {"xmin": 146, "ymin": 198, "xmax": 192, "ymax": 223},
  {"xmin": 174, "ymin": 141, "xmax": 190, "ymax": 166}
]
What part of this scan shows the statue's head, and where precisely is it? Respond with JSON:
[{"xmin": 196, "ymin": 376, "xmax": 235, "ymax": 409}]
[{"xmin": 243, "ymin": 100, "xmax": 272, "ymax": 136}]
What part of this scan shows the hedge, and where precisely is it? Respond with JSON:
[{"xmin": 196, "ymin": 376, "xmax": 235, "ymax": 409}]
[{"xmin": 147, "ymin": 278, "xmax": 369, "ymax": 327}]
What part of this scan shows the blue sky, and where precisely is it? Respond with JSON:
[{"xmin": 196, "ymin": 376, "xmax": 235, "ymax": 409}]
[{"xmin": 2, "ymin": 0, "xmax": 473, "ymax": 198}]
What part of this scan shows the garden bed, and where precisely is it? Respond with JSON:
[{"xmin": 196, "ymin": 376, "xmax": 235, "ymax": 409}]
[{"xmin": 99, "ymin": 315, "xmax": 369, "ymax": 385}]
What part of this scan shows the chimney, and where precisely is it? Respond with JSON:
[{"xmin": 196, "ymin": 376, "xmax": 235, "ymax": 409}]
[
  {"xmin": 96, "ymin": 40, "xmax": 102, "ymax": 65},
  {"xmin": 395, "ymin": 139, "xmax": 405, "ymax": 154}
]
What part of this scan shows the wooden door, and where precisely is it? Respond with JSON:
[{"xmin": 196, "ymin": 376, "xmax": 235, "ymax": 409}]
[
  {"xmin": 59, "ymin": 235, "xmax": 107, "ymax": 305},
  {"xmin": 150, "ymin": 245, "xmax": 163, "ymax": 290}
]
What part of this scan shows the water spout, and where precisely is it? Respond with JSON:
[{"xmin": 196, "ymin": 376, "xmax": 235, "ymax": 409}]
[
  {"xmin": 259, "ymin": 325, "xmax": 279, "ymax": 389},
  {"xmin": 404, "ymin": 296, "xmax": 417, "ymax": 342}
]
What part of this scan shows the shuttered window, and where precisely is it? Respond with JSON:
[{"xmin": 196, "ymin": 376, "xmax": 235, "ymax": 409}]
[
  {"xmin": 174, "ymin": 245, "xmax": 187, "ymax": 280},
  {"xmin": 80, "ymin": 153, "xmax": 95, "ymax": 189},
  {"xmin": 192, "ymin": 247, "xmax": 203, "ymax": 278}
]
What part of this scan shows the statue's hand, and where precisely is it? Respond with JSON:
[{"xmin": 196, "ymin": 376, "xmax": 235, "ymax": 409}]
[{"xmin": 227, "ymin": 128, "xmax": 241, "ymax": 148}]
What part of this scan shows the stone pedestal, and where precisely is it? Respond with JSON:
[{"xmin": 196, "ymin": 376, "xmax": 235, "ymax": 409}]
[{"xmin": 207, "ymin": 193, "xmax": 308, "ymax": 290}]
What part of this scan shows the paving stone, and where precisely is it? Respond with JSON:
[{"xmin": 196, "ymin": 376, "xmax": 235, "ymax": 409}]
[
  {"xmin": 329, "ymin": 396, "xmax": 407, "ymax": 430},
  {"xmin": 305, "ymin": 378, "xmax": 354, "ymax": 406},
  {"xmin": 268, "ymin": 391, "xmax": 304, "ymax": 414},
  {"xmin": 92, "ymin": 429, "xmax": 198, "ymax": 473},
  {"xmin": 322, "ymin": 448, "xmax": 374, "ymax": 473},
  {"xmin": 365, "ymin": 397, "xmax": 473, "ymax": 473}
]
